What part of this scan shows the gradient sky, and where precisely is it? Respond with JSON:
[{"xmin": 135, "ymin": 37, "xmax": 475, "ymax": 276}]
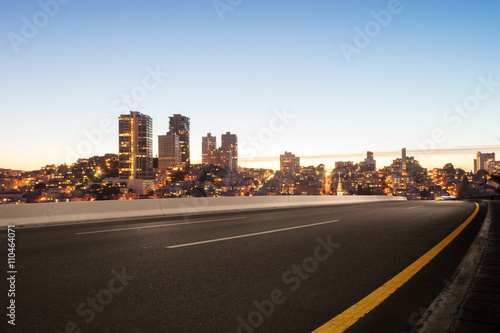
[{"xmin": 1, "ymin": 0, "xmax": 500, "ymax": 171}]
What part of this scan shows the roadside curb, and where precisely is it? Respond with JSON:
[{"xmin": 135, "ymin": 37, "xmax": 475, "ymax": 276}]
[
  {"xmin": 450, "ymin": 200, "xmax": 500, "ymax": 331},
  {"xmin": 410, "ymin": 201, "xmax": 492, "ymax": 332}
]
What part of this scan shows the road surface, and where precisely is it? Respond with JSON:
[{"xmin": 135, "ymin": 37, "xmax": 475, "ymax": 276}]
[{"xmin": 0, "ymin": 199, "xmax": 487, "ymax": 332}]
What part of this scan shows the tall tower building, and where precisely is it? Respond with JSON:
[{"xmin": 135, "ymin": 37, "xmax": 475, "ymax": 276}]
[
  {"xmin": 401, "ymin": 148, "xmax": 407, "ymax": 174},
  {"xmin": 221, "ymin": 132, "xmax": 238, "ymax": 171},
  {"xmin": 202, "ymin": 133, "xmax": 217, "ymax": 165},
  {"xmin": 280, "ymin": 151, "xmax": 300, "ymax": 176},
  {"xmin": 169, "ymin": 114, "xmax": 190, "ymax": 169},
  {"xmin": 158, "ymin": 132, "xmax": 181, "ymax": 169},
  {"xmin": 118, "ymin": 111, "xmax": 153, "ymax": 179}
]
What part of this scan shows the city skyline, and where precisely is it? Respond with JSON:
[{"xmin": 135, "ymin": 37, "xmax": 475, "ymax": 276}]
[
  {"xmin": 4, "ymin": 140, "xmax": 498, "ymax": 203},
  {"xmin": 1, "ymin": 109, "xmax": 499, "ymax": 201},
  {"xmin": 2, "ymin": 102, "xmax": 500, "ymax": 172},
  {"xmin": 1, "ymin": 1, "xmax": 500, "ymax": 171}
]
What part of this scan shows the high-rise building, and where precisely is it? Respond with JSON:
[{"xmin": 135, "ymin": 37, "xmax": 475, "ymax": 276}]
[
  {"xmin": 118, "ymin": 111, "xmax": 153, "ymax": 179},
  {"xmin": 475, "ymin": 152, "xmax": 496, "ymax": 173},
  {"xmin": 221, "ymin": 132, "xmax": 238, "ymax": 171},
  {"xmin": 401, "ymin": 148, "xmax": 407, "ymax": 174},
  {"xmin": 158, "ymin": 132, "xmax": 181, "ymax": 169},
  {"xmin": 365, "ymin": 151, "xmax": 376, "ymax": 171},
  {"xmin": 202, "ymin": 133, "xmax": 217, "ymax": 165},
  {"xmin": 169, "ymin": 114, "xmax": 190, "ymax": 169},
  {"xmin": 280, "ymin": 151, "xmax": 300, "ymax": 176}
]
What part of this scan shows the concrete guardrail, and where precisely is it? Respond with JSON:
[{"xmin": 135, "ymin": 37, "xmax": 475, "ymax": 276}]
[{"xmin": 0, "ymin": 195, "xmax": 407, "ymax": 227}]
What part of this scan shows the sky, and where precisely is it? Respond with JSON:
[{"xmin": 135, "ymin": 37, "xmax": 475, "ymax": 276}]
[{"xmin": 1, "ymin": 0, "xmax": 500, "ymax": 172}]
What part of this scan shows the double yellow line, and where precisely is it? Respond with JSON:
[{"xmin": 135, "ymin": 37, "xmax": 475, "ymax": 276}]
[{"xmin": 314, "ymin": 202, "xmax": 480, "ymax": 332}]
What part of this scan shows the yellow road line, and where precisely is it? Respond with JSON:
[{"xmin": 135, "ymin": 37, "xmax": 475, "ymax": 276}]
[{"xmin": 313, "ymin": 202, "xmax": 480, "ymax": 333}]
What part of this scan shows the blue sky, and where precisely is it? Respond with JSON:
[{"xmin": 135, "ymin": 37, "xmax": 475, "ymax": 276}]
[{"xmin": 1, "ymin": 0, "xmax": 500, "ymax": 171}]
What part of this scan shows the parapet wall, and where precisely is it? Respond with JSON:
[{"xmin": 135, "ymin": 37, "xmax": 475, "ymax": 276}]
[{"xmin": 0, "ymin": 195, "xmax": 407, "ymax": 227}]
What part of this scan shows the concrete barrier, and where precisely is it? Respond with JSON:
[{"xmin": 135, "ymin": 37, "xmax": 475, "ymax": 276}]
[
  {"xmin": 0, "ymin": 199, "xmax": 163, "ymax": 226},
  {"xmin": 0, "ymin": 195, "xmax": 407, "ymax": 227},
  {"xmin": 286, "ymin": 195, "xmax": 405, "ymax": 207},
  {"xmin": 159, "ymin": 196, "xmax": 295, "ymax": 218}
]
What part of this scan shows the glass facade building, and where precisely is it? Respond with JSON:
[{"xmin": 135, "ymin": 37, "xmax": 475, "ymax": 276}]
[
  {"xmin": 168, "ymin": 114, "xmax": 190, "ymax": 170},
  {"xmin": 119, "ymin": 111, "xmax": 153, "ymax": 179}
]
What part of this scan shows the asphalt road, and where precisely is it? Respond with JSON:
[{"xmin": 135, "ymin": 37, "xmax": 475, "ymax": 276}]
[{"xmin": 0, "ymin": 200, "xmax": 487, "ymax": 333}]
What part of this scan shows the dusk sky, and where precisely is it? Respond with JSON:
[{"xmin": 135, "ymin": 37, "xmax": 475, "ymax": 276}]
[{"xmin": 1, "ymin": 0, "xmax": 500, "ymax": 171}]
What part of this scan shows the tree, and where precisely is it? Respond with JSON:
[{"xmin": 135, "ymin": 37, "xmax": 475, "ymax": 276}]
[
  {"xmin": 491, "ymin": 174, "xmax": 500, "ymax": 184},
  {"xmin": 84, "ymin": 169, "xmax": 102, "ymax": 182},
  {"xmin": 172, "ymin": 171, "xmax": 186, "ymax": 182},
  {"xmin": 474, "ymin": 170, "xmax": 489, "ymax": 183},
  {"xmin": 443, "ymin": 163, "xmax": 455, "ymax": 175}
]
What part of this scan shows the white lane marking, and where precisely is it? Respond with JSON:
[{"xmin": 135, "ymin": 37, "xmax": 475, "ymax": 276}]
[
  {"xmin": 76, "ymin": 216, "xmax": 248, "ymax": 235},
  {"xmin": 407, "ymin": 205, "xmax": 425, "ymax": 210},
  {"xmin": 166, "ymin": 220, "xmax": 340, "ymax": 249}
]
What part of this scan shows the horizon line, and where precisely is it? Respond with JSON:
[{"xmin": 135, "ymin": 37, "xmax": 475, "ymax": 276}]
[
  {"xmin": 239, "ymin": 145, "xmax": 500, "ymax": 163},
  {"xmin": 1, "ymin": 145, "xmax": 499, "ymax": 172}
]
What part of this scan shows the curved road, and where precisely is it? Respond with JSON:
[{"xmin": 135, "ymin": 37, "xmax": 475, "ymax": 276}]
[{"xmin": 0, "ymin": 200, "xmax": 487, "ymax": 332}]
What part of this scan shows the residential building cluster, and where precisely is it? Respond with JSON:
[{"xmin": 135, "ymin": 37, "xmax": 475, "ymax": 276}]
[
  {"xmin": 251, "ymin": 149, "xmax": 500, "ymax": 200},
  {"xmin": 0, "ymin": 154, "xmax": 119, "ymax": 204},
  {"xmin": 1, "ymin": 109, "xmax": 499, "ymax": 204}
]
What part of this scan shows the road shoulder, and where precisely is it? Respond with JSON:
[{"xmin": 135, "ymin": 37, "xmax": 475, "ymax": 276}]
[{"xmin": 412, "ymin": 200, "xmax": 500, "ymax": 332}]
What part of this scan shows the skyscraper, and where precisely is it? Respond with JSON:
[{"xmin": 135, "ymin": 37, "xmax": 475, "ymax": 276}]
[
  {"xmin": 169, "ymin": 114, "xmax": 190, "ymax": 170},
  {"xmin": 118, "ymin": 111, "xmax": 153, "ymax": 179},
  {"xmin": 221, "ymin": 132, "xmax": 238, "ymax": 171},
  {"xmin": 202, "ymin": 133, "xmax": 217, "ymax": 165},
  {"xmin": 158, "ymin": 132, "xmax": 181, "ymax": 169}
]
